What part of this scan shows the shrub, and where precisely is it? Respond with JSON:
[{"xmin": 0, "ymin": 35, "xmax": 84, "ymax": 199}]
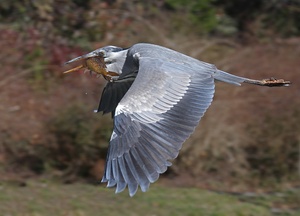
[
  {"xmin": 165, "ymin": 0, "xmax": 218, "ymax": 34},
  {"xmin": 46, "ymin": 103, "xmax": 111, "ymax": 178},
  {"xmin": 244, "ymin": 108, "xmax": 300, "ymax": 184},
  {"xmin": 0, "ymin": 130, "xmax": 45, "ymax": 175}
]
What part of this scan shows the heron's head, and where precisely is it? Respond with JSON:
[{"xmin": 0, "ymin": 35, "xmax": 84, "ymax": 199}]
[{"xmin": 63, "ymin": 46, "xmax": 125, "ymax": 75}]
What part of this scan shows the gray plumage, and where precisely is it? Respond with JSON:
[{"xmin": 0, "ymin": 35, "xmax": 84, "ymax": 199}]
[{"xmin": 64, "ymin": 43, "xmax": 290, "ymax": 197}]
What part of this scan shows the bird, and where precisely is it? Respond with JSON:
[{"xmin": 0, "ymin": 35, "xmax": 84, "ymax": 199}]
[{"xmin": 63, "ymin": 43, "xmax": 290, "ymax": 196}]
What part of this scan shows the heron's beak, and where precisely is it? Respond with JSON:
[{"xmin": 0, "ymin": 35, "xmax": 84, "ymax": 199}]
[
  {"xmin": 63, "ymin": 52, "xmax": 100, "ymax": 74},
  {"xmin": 64, "ymin": 51, "xmax": 99, "ymax": 64},
  {"xmin": 63, "ymin": 64, "xmax": 86, "ymax": 74},
  {"xmin": 63, "ymin": 54, "xmax": 107, "ymax": 77},
  {"xmin": 63, "ymin": 54, "xmax": 119, "ymax": 81}
]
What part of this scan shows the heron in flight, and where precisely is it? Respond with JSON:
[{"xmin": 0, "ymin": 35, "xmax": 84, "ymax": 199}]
[{"xmin": 63, "ymin": 43, "xmax": 290, "ymax": 196}]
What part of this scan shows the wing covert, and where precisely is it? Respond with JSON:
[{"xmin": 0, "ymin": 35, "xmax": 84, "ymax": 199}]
[{"xmin": 101, "ymin": 57, "xmax": 216, "ymax": 196}]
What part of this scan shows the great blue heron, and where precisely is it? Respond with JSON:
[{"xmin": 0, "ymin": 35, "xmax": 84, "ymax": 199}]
[{"xmin": 63, "ymin": 43, "xmax": 290, "ymax": 196}]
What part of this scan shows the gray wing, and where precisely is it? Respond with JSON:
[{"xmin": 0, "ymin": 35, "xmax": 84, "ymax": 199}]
[{"xmin": 101, "ymin": 57, "xmax": 216, "ymax": 196}]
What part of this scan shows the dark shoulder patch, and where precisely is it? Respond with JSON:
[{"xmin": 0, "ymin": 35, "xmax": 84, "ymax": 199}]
[{"xmin": 96, "ymin": 73, "xmax": 137, "ymax": 118}]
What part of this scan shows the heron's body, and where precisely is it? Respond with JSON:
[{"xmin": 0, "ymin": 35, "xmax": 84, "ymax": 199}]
[{"xmin": 64, "ymin": 43, "xmax": 290, "ymax": 196}]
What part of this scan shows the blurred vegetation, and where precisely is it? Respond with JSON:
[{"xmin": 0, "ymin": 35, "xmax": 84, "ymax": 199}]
[
  {"xmin": 0, "ymin": 181, "xmax": 289, "ymax": 216},
  {"xmin": 216, "ymin": 0, "xmax": 300, "ymax": 38},
  {"xmin": 1, "ymin": 103, "xmax": 112, "ymax": 180},
  {"xmin": 1, "ymin": 130, "xmax": 45, "ymax": 175},
  {"xmin": 245, "ymin": 108, "xmax": 300, "ymax": 184},
  {"xmin": 46, "ymin": 104, "xmax": 111, "ymax": 178},
  {"xmin": 1, "ymin": 0, "xmax": 300, "ymax": 40},
  {"xmin": 165, "ymin": 0, "xmax": 219, "ymax": 34},
  {"xmin": 0, "ymin": 0, "xmax": 299, "ymax": 204}
]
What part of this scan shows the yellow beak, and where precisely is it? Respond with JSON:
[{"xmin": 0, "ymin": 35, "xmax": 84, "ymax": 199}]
[{"xmin": 63, "ymin": 64, "xmax": 85, "ymax": 74}]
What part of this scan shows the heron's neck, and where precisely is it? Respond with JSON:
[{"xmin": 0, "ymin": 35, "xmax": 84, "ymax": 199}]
[{"xmin": 106, "ymin": 50, "xmax": 128, "ymax": 75}]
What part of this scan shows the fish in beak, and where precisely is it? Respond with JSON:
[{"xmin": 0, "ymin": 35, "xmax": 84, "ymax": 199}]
[
  {"xmin": 63, "ymin": 51, "xmax": 105, "ymax": 74},
  {"xmin": 63, "ymin": 51, "xmax": 119, "ymax": 81}
]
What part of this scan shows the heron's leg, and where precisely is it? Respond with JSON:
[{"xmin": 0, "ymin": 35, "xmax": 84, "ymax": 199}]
[{"xmin": 214, "ymin": 69, "xmax": 290, "ymax": 87}]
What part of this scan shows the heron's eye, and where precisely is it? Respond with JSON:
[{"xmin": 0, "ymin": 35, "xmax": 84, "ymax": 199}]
[{"xmin": 97, "ymin": 51, "xmax": 105, "ymax": 57}]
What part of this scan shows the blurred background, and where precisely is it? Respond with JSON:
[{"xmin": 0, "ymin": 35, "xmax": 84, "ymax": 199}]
[{"xmin": 0, "ymin": 0, "xmax": 299, "ymax": 215}]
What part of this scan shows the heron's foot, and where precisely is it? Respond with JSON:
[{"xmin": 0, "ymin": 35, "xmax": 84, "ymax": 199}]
[
  {"xmin": 244, "ymin": 77, "xmax": 291, "ymax": 87},
  {"xmin": 261, "ymin": 77, "xmax": 291, "ymax": 87}
]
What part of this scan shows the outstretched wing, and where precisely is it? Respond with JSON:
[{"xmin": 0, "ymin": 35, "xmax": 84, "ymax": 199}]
[{"xmin": 101, "ymin": 57, "xmax": 216, "ymax": 196}]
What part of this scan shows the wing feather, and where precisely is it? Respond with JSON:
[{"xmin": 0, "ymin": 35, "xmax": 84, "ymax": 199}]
[
  {"xmin": 141, "ymin": 126, "xmax": 179, "ymax": 155},
  {"xmin": 102, "ymin": 56, "xmax": 216, "ymax": 196},
  {"xmin": 130, "ymin": 146, "xmax": 158, "ymax": 183},
  {"xmin": 125, "ymin": 151, "xmax": 150, "ymax": 192}
]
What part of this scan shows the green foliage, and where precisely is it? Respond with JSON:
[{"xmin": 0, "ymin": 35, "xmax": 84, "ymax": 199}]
[
  {"xmin": 262, "ymin": 0, "xmax": 300, "ymax": 37},
  {"xmin": 2, "ymin": 0, "xmax": 300, "ymax": 41},
  {"xmin": 24, "ymin": 47, "xmax": 50, "ymax": 87},
  {"xmin": 0, "ymin": 0, "xmax": 101, "ymax": 42},
  {"xmin": 215, "ymin": 0, "xmax": 300, "ymax": 37},
  {"xmin": 165, "ymin": 0, "xmax": 218, "ymax": 33}
]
